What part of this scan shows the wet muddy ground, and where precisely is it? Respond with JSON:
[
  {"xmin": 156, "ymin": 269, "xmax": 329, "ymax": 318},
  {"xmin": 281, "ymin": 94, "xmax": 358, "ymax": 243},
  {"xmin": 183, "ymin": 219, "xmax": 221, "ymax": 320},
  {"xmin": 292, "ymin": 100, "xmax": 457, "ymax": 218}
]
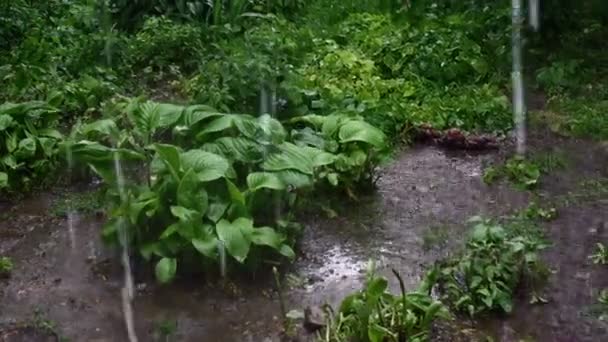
[{"xmin": 1, "ymin": 130, "xmax": 607, "ymax": 342}]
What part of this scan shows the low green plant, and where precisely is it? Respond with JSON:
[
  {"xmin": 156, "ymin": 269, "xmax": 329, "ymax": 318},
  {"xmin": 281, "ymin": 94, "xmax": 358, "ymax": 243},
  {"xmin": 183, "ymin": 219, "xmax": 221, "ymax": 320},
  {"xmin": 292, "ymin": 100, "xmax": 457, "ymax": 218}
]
[
  {"xmin": 434, "ymin": 217, "xmax": 548, "ymax": 317},
  {"xmin": 0, "ymin": 256, "xmax": 13, "ymax": 277},
  {"xmin": 589, "ymin": 243, "xmax": 608, "ymax": 265},
  {"xmin": 483, "ymin": 156, "xmax": 542, "ymax": 190},
  {"xmin": 523, "ymin": 201, "xmax": 557, "ymax": 221},
  {"xmin": 320, "ymin": 262, "xmax": 450, "ymax": 342},
  {"xmin": 0, "ymin": 101, "xmax": 63, "ymax": 192},
  {"xmin": 51, "ymin": 189, "xmax": 104, "ymax": 217}
]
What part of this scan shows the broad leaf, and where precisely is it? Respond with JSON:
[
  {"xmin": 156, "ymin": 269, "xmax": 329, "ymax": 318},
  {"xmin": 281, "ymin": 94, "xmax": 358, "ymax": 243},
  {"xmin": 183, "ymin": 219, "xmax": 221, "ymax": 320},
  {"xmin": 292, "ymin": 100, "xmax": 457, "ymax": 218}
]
[
  {"xmin": 15, "ymin": 137, "xmax": 36, "ymax": 158},
  {"xmin": 181, "ymin": 150, "xmax": 229, "ymax": 182},
  {"xmin": 216, "ymin": 218, "xmax": 251, "ymax": 263},
  {"xmin": 155, "ymin": 257, "xmax": 177, "ymax": 284},
  {"xmin": 80, "ymin": 119, "xmax": 119, "ymax": 139},
  {"xmin": 0, "ymin": 172, "xmax": 7, "ymax": 188},
  {"xmin": 154, "ymin": 144, "xmax": 182, "ymax": 180},
  {"xmin": 0, "ymin": 114, "xmax": 14, "ymax": 131},
  {"xmin": 246, "ymin": 172, "xmax": 285, "ymax": 191},
  {"xmin": 250, "ymin": 227, "xmax": 283, "ymax": 248},
  {"xmin": 192, "ymin": 235, "xmax": 219, "ymax": 259},
  {"xmin": 338, "ymin": 120, "xmax": 386, "ymax": 148},
  {"xmin": 262, "ymin": 142, "xmax": 315, "ymax": 175},
  {"xmin": 177, "ymin": 169, "xmax": 207, "ymax": 214}
]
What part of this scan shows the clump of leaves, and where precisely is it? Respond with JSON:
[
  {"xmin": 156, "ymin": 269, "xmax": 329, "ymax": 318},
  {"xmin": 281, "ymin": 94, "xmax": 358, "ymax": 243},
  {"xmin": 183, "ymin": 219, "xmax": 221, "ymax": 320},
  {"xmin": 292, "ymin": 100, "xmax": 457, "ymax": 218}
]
[
  {"xmin": 434, "ymin": 217, "xmax": 548, "ymax": 317},
  {"xmin": 589, "ymin": 243, "xmax": 608, "ymax": 265},
  {"xmin": 0, "ymin": 256, "xmax": 13, "ymax": 277},
  {"xmin": 483, "ymin": 156, "xmax": 542, "ymax": 189},
  {"xmin": 0, "ymin": 101, "xmax": 63, "ymax": 192},
  {"xmin": 321, "ymin": 262, "xmax": 449, "ymax": 342},
  {"xmin": 523, "ymin": 201, "xmax": 557, "ymax": 221}
]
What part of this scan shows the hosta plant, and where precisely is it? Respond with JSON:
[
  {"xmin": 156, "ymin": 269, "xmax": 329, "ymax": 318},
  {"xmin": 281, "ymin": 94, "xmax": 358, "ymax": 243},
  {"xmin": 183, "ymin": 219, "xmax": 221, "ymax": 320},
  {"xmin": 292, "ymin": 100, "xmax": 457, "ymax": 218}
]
[{"xmin": 0, "ymin": 101, "xmax": 63, "ymax": 191}]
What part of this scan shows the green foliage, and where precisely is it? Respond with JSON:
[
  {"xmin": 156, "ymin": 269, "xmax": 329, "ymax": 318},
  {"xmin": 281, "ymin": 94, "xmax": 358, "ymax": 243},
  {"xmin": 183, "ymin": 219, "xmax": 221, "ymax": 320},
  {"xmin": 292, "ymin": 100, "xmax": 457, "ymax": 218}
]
[
  {"xmin": 434, "ymin": 217, "xmax": 548, "ymax": 317},
  {"xmin": 0, "ymin": 256, "xmax": 13, "ymax": 277},
  {"xmin": 483, "ymin": 156, "xmax": 542, "ymax": 190},
  {"xmin": 0, "ymin": 101, "xmax": 63, "ymax": 191},
  {"xmin": 67, "ymin": 98, "xmax": 386, "ymax": 282},
  {"xmin": 589, "ymin": 243, "xmax": 608, "ymax": 265},
  {"xmin": 321, "ymin": 262, "xmax": 449, "ymax": 342}
]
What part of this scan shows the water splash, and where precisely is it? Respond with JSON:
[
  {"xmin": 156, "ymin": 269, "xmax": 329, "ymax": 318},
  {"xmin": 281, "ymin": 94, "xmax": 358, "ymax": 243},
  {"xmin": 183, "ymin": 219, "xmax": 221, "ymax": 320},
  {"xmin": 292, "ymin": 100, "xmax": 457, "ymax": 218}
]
[
  {"xmin": 113, "ymin": 151, "xmax": 138, "ymax": 342},
  {"xmin": 65, "ymin": 144, "xmax": 77, "ymax": 250},
  {"xmin": 218, "ymin": 240, "xmax": 227, "ymax": 278}
]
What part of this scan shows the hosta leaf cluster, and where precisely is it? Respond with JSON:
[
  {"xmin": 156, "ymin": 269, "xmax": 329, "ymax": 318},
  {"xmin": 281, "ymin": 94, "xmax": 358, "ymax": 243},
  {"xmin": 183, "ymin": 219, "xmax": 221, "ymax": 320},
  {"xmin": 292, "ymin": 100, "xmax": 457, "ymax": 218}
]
[
  {"xmin": 0, "ymin": 101, "xmax": 63, "ymax": 191},
  {"xmin": 67, "ymin": 98, "xmax": 387, "ymax": 282}
]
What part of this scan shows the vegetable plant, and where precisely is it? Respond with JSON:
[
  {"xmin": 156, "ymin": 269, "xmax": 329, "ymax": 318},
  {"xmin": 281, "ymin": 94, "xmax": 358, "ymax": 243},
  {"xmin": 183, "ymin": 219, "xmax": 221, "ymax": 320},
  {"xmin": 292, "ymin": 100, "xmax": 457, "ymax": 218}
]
[{"xmin": 434, "ymin": 217, "xmax": 547, "ymax": 317}]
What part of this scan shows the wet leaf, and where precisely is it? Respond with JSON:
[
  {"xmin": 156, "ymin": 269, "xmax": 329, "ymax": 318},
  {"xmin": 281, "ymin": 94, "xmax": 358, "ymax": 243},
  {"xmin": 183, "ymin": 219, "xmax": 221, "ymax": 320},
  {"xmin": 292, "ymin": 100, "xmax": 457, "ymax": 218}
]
[{"xmin": 155, "ymin": 257, "xmax": 177, "ymax": 284}]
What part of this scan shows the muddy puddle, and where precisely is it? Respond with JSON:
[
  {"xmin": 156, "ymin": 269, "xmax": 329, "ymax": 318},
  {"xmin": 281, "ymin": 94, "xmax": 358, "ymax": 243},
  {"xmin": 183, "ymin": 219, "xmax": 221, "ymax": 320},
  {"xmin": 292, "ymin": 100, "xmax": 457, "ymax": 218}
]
[{"xmin": 1, "ymin": 133, "xmax": 607, "ymax": 342}]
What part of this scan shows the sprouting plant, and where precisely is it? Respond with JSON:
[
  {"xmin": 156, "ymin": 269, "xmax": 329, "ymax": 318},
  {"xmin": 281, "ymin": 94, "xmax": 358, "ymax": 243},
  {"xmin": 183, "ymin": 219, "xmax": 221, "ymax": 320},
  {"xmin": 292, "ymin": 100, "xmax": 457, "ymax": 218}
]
[
  {"xmin": 320, "ymin": 261, "xmax": 449, "ymax": 342},
  {"xmin": 434, "ymin": 217, "xmax": 548, "ymax": 316},
  {"xmin": 0, "ymin": 256, "xmax": 13, "ymax": 277},
  {"xmin": 589, "ymin": 243, "xmax": 608, "ymax": 265},
  {"xmin": 524, "ymin": 201, "xmax": 557, "ymax": 221},
  {"xmin": 483, "ymin": 156, "xmax": 541, "ymax": 189},
  {"xmin": 154, "ymin": 319, "xmax": 178, "ymax": 342}
]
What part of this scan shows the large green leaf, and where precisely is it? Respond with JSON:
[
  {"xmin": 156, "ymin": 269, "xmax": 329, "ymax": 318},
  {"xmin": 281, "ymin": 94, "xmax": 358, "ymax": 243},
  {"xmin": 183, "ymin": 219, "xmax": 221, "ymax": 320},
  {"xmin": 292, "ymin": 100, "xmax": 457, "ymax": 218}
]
[
  {"xmin": 202, "ymin": 137, "xmax": 262, "ymax": 163},
  {"xmin": 216, "ymin": 218, "xmax": 252, "ymax": 263},
  {"xmin": 250, "ymin": 227, "xmax": 284, "ymax": 250},
  {"xmin": 195, "ymin": 115, "xmax": 235, "ymax": 141},
  {"xmin": 246, "ymin": 172, "xmax": 285, "ymax": 191},
  {"xmin": 0, "ymin": 172, "xmax": 7, "ymax": 188},
  {"xmin": 0, "ymin": 114, "xmax": 14, "ymax": 131},
  {"xmin": 177, "ymin": 169, "xmax": 208, "ymax": 214},
  {"xmin": 80, "ymin": 119, "xmax": 120, "ymax": 139},
  {"xmin": 192, "ymin": 234, "xmax": 219, "ymax": 259},
  {"xmin": 155, "ymin": 257, "xmax": 177, "ymax": 284},
  {"xmin": 131, "ymin": 101, "xmax": 161, "ymax": 139},
  {"xmin": 156, "ymin": 103, "xmax": 185, "ymax": 127},
  {"xmin": 274, "ymin": 170, "xmax": 313, "ymax": 189},
  {"xmin": 170, "ymin": 205, "xmax": 200, "ymax": 222},
  {"xmin": 181, "ymin": 150, "xmax": 229, "ymax": 182},
  {"xmin": 262, "ymin": 142, "xmax": 315, "ymax": 175},
  {"xmin": 154, "ymin": 144, "xmax": 182, "ymax": 180},
  {"xmin": 15, "ymin": 137, "xmax": 36, "ymax": 158},
  {"xmin": 338, "ymin": 120, "xmax": 386, "ymax": 148}
]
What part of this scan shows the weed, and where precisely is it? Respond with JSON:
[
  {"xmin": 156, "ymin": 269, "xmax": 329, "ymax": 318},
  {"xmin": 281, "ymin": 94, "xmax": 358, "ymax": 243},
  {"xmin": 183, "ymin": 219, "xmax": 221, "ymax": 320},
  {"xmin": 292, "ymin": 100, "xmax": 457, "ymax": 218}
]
[
  {"xmin": 483, "ymin": 156, "xmax": 542, "ymax": 190},
  {"xmin": 589, "ymin": 243, "xmax": 608, "ymax": 265},
  {"xmin": 434, "ymin": 217, "xmax": 548, "ymax": 317},
  {"xmin": 321, "ymin": 261, "xmax": 449, "ymax": 342},
  {"xmin": 154, "ymin": 319, "xmax": 178, "ymax": 342},
  {"xmin": 523, "ymin": 201, "xmax": 557, "ymax": 221},
  {"xmin": 0, "ymin": 256, "xmax": 13, "ymax": 277}
]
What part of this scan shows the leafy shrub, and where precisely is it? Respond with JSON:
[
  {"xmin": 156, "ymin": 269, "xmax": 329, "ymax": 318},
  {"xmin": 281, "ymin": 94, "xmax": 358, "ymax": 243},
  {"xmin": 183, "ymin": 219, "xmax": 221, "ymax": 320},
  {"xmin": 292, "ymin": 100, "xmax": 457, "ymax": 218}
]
[
  {"xmin": 321, "ymin": 262, "xmax": 449, "ymax": 342},
  {"xmin": 67, "ymin": 98, "xmax": 387, "ymax": 282},
  {"xmin": 0, "ymin": 101, "xmax": 63, "ymax": 191},
  {"xmin": 126, "ymin": 17, "xmax": 205, "ymax": 73},
  {"xmin": 434, "ymin": 217, "xmax": 547, "ymax": 317}
]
